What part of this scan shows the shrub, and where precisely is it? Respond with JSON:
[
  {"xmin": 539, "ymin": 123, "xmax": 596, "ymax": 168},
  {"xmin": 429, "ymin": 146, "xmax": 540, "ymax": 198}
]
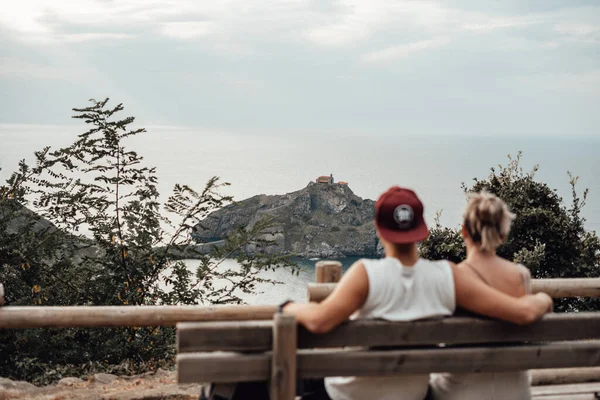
[
  {"xmin": 0, "ymin": 98, "xmax": 295, "ymax": 383},
  {"xmin": 421, "ymin": 153, "xmax": 600, "ymax": 312}
]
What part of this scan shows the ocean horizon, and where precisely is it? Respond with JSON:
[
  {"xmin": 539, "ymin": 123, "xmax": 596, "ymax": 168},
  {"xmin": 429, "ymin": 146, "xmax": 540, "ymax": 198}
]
[{"xmin": 1, "ymin": 124, "xmax": 598, "ymax": 233}]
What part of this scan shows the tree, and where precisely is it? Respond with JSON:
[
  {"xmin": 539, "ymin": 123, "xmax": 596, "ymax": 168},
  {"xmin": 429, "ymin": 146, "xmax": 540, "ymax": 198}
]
[
  {"xmin": 421, "ymin": 152, "xmax": 600, "ymax": 312},
  {"xmin": 0, "ymin": 98, "xmax": 295, "ymax": 383}
]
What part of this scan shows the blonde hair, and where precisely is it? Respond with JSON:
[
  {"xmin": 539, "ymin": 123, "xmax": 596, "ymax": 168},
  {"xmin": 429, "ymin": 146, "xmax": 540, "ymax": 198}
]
[{"xmin": 463, "ymin": 190, "xmax": 515, "ymax": 252}]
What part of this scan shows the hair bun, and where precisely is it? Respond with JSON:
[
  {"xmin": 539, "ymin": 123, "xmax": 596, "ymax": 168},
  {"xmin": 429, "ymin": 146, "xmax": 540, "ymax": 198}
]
[{"xmin": 464, "ymin": 190, "xmax": 515, "ymax": 252}]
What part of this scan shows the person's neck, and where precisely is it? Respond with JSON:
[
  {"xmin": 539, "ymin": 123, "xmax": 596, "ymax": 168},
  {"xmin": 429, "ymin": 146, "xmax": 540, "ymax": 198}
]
[
  {"xmin": 465, "ymin": 245, "xmax": 497, "ymax": 264},
  {"xmin": 385, "ymin": 244, "xmax": 419, "ymax": 267}
]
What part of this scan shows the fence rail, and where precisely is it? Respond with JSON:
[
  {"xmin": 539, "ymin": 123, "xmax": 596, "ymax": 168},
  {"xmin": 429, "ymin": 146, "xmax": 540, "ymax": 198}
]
[
  {"xmin": 1, "ymin": 277, "xmax": 600, "ymax": 329},
  {"xmin": 0, "ymin": 305, "xmax": 277, "ymax": 329},
  {"xmin": 308, "ymin": 277, "xmax": 600, "ymax": 302}
]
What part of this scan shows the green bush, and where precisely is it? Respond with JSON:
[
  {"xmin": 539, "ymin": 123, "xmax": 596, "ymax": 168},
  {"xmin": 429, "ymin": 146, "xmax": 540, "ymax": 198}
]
[
  {"xmin": 0, "ymin": 98, "xmax": 295, "ymax": 383},
  {"xmin": 421, "ymin": 153, "xmax": 600, "ymax": 312}
]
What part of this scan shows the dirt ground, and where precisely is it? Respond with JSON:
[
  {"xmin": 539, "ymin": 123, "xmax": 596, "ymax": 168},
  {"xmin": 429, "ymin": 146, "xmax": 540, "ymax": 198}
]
[{"xmin": 0, "ymin": 370, "xmax": 204, "ymax": 400}]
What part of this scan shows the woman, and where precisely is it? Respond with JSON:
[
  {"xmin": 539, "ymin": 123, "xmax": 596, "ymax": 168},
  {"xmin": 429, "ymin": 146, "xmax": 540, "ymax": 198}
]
[
  {"xmin": 283, "ymin": 186, "xmax": 552, "ymax": 400},
  {"xmin": 430, "ymin": 191, "xmax": 537, "ymax": 400}
]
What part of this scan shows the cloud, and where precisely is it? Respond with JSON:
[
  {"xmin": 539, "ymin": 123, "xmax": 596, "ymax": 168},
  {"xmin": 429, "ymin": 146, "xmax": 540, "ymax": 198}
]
[
  {"xmin": 0, "ymin": 0, "xmax": 151, "ymax": 42},
  {"xmin": 555, "ymin": 23, "xmax": 600, "ymax": 37},
  {"xmin": 306, "ymin": 22, "xmax": 371, "ymax": 47},
  {"xmin": 462, "ymin": 16, "xmax": 544, "ymax": 32},
  {"xmin": 0, "ymin": 57, "xmax": 83, "ymax": 81},
  {"xmin": 360, "ymin": 38, "xmax": 450, "ymax": 63},
  {"xmin": 554, "ymin": 22, "xmax": 600, "ymax": 44},
  {"xmin": 305, "ymin": 1, "xmax": 456, "ymax": 47},
  {"xmin": 160, "ymin": 21, "xmax": 219, "ymax": 39},
  {"xmin": 1, "ymin": 0, "xmax": 600, "ymax": 137},
  {"xmin": 0, "ymin": 0, "xmax": 317, "ymax": 44},
  {"xmin": 516, "ymin": 70, "xmax": 600, "ymax": 95},
  {"xmin": 59, "ymin": 33, "xmax": 134, "ymax": 43}
]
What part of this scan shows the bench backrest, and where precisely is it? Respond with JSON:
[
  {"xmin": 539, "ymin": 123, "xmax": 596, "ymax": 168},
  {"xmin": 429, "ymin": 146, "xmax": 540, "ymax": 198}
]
[{"xmin": 177, "ymin": 312, "xmax": 600, "ymax": 385}]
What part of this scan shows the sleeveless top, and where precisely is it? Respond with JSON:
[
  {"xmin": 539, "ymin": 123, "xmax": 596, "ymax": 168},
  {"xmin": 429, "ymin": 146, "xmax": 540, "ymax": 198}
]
[
  {"xmin": 324, "ymin": 257, "xmax": 456, "ymax": 400},
  {"xmin": 429, "ymin": 263, "xmax": 533, "ymax": 400}
]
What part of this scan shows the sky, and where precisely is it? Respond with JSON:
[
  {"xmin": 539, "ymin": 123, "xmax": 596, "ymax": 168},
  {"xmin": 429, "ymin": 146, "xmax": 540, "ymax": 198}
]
[{"xmin": 0, "ymin": 0, "xmax": 599, "ymax": 137}]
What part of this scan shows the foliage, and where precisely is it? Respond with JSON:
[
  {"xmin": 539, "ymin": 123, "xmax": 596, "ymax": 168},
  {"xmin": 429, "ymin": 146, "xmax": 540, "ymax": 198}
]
[
  {"xmin": 421, "ymin": 152, "xmax": 600, "ymax": 312},
  {"xmin": 0, "ymin": 98, "xmax": 295, "ymax": 383},
  {"xmin": 419, "ymin": 211, "xmax": 465, "ymax": 263}
]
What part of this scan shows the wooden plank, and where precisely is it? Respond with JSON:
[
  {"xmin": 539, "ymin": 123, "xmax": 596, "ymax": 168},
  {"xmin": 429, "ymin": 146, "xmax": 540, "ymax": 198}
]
[
  {"xmin": 270, "ymin": 313, "xmax": 297, "ymax": 400},
  {"xmin": 533, "ymin": 394, "xmax": 598, "ymax": 400},
  {"xmin": 315, "ymin": 261, "xmax": 342, "ymax": 283},
  {"xmin": 177, "ymin": 352, "xmax": 270, "ymax": 384},
  {"xmin": 0, "ymin": 305, "xmax": 277, "ymax": 328},
  {"xmin": 531, "ymin": 382, "xmax": 600, "ymax": 396},
  {"xmin": 532, "ymin": 367, "xmax": 600, "ymax": 386},
  {"xmin": 533, "ymin": 278, "xmax": 600, "ymax": 298},
  {"xmin": 176, "ymin": 340, "xmax": 600, "ymax": 383},
  {"xmin": 307, "ymin": 283, "xmax": 336, "ymax": 303},
  {"xmin": 177, "ymin": 313, "xmax": 600, "ymax": 352},
  {"xmin": 308, "ymin": 278, "xmax": 600, "ymax": 302},
  {"xmin": 178, "ymin": 320, "xmax": 272, "ymax": 352},
  {"xmin": 297, "ymin": 341, "xmax": 600, "ymax": 378}
]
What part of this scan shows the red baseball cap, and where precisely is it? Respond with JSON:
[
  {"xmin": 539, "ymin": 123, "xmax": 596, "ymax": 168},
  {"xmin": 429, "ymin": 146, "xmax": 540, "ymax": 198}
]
[{"xmin": 375, "ymin": 186, "xmax": 429, "ymax": 244}]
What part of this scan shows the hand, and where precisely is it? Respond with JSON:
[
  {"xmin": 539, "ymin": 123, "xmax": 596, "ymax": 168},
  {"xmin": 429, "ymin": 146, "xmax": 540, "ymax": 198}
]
[{"xmin": 535, "ymin": 292, "xmax": 553, "ymax": 313}]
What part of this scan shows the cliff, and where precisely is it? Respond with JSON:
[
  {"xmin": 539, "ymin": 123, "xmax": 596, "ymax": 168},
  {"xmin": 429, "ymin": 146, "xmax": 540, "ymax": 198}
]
[{"xmin": 192, "ymin": 182, "xmax": 381, "ymax": 258}]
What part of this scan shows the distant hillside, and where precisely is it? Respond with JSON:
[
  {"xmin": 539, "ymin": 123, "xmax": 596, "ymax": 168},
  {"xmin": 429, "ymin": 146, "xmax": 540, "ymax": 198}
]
[
  {"xmin": 192, "ymin": 182, "xmax": 381, "ymax": 258},
  {"xmin": 1, "ymin": 199, "xmax": 56, "ymax": 235},
  {"xmin": 0, "ymin": 200, "xmax": 100, "ymax": 264}
]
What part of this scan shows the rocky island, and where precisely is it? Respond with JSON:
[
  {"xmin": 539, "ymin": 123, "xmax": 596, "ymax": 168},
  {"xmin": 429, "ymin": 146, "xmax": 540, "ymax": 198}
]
[{"xmin": 192, "ymin": 180, "xmax": 381, "ymax": 258}]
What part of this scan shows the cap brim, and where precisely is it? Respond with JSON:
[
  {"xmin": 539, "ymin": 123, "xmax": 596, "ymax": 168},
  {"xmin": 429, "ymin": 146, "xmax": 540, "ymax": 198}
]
[{"xmin": 376, "ymin": 222, "xmax": 429, "ymax": 244}]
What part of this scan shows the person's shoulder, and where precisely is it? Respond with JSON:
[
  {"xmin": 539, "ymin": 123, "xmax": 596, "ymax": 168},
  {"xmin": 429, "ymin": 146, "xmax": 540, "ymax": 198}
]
[{"xmin": 498, "ymin": 258, "xmax": 530, "ymax": 278}]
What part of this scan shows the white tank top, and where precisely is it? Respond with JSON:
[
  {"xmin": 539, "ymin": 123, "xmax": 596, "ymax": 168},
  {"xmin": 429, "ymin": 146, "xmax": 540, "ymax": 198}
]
[{"xmin": 325, "ymin": 257, "xmax": 456, "ymax": 400}]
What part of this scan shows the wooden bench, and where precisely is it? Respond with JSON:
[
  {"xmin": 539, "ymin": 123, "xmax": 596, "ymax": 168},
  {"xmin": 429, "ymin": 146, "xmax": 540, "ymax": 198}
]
[{"xmin": 177, "ymin": 312, "xmax": 600, "ymax": 400}]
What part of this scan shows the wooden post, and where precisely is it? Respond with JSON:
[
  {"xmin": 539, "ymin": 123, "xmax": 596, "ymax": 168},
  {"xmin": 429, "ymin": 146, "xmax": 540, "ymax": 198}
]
[
  {"xmin": 315, "ymin": 261, "xmax": 342, "ymax": 283},
  {"xmin": 0, "ymin": 284, "xmax": 4, "ymax": 307},
  {"xmin": 270, "ymin": 313, "xmax": 297, "ymax": 400}
]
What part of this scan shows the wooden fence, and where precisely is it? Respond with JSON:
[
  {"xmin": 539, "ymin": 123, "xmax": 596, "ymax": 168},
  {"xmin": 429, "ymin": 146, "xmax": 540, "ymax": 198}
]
[
  {"xmin": 2, "ymin": 263, "xmax": 600, "ymax": 392},
  {"xmin": 309, "ymin": 261, "xmax": 600, "ymax": 301}
]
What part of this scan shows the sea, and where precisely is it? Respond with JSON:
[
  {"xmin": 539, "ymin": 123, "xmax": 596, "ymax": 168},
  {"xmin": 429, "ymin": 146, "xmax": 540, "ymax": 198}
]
[{"xmin": 1, "ymin": 124, "xmax": 599, "ymax": 304}]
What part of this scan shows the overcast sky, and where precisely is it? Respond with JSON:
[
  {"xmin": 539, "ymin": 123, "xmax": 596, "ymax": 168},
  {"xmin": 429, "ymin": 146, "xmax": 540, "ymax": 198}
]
[{"xmin": 1, "ymin": 0, "xmax": 599, "ymax": 137}]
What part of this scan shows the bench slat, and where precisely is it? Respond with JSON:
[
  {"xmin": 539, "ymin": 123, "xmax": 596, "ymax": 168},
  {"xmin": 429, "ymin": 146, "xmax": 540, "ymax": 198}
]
[
  {"xmin": 177, "ymin": 340, "xmax": 600, "ymax": 383},
  {"xmin": 178, "ymin": 313, "xmax": 600, "ymax": 352},
  {"xmin": 531, "ymin": 367, "xmax": 600, "ymax": 386},
  {"xmin": 178, "ymin": 352, "xmax": 270, "ymax": 384},
  {"xmin": 532, "ymin": 394, "xmax": 598, "ymax": 400},
  {"xmin": 178, "ymin": 321, "xmax": 272, "ymax": 352},
  {"xmin": 531, "ymin": 382, "xmax": 600, "ymax": 396}
]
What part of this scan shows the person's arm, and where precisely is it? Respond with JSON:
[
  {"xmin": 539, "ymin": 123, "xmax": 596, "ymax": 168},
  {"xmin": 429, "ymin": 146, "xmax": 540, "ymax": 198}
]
[
  {"xmin": 283, "ymin": 261, "xmax": 369, "ymax": 333},
  {"xmin": 452, "ymin": 263, "xmax": 553, "ymax": 325}
]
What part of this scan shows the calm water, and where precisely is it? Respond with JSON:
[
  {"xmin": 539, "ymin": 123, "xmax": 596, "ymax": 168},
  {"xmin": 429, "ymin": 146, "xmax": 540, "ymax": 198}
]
[
  {"xmin": 1, "ymin": 124, "xmax": 598, "ymax": 232},
  {"xmin": 180, "ymin": 257, "xmax": 358, "ymax": 305}
]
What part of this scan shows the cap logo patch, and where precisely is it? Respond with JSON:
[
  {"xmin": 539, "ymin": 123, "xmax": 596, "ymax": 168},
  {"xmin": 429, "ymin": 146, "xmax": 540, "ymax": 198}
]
[{"xmin": 394, "ymin": 205, "xmax": 414, "ymax": 229}]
